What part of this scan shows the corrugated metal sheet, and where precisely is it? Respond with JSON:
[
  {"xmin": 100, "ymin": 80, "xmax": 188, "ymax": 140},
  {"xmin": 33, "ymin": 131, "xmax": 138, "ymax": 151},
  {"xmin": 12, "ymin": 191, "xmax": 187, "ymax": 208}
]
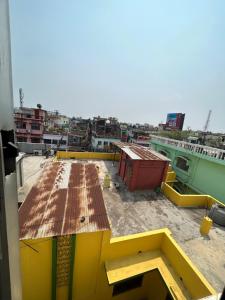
[
  {"xmin": 19, "ymin": 162, "xmax": 110, "ymax": 240},
  {"xmin": 113, "ymin": 142, "xmax": 170, "ymax": 161}
]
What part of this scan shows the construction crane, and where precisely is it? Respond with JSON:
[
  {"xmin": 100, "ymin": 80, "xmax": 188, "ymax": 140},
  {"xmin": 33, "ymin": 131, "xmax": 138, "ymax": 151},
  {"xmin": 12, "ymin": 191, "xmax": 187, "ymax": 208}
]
[{"xmin": 203, "ymin": 110, "xmax": 212, "ymax": 132}]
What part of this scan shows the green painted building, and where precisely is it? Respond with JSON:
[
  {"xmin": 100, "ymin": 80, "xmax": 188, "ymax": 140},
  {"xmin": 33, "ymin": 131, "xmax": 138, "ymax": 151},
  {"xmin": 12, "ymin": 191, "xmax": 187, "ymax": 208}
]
[{"xmin": 150, "ymin": 136, "xmax": 225, "ymax": 204}]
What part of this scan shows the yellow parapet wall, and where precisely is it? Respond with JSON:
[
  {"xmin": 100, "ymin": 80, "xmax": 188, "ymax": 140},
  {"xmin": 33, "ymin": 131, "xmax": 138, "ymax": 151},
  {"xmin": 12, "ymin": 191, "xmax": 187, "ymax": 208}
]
[
  {"xmin": 166, "ymin": 171, "xmax": 176, "ymax": 183},
  {"xmin": 162, "ymin": 182, "xmax": 225, "ymax": 208},
  {"xmin": 20, "ymin": 228, "xmax": 216, "ymax": 300},
  {"xmin": 56, "ymin": 151, "xmax": 121, "ymax": 161},
  {"xmin": 98, "ymin": 229, "xmax": 216, "ymax": 300},
  {"xmin": 161, "ymin": 230, "xmax": 216, "ymax": 299}
]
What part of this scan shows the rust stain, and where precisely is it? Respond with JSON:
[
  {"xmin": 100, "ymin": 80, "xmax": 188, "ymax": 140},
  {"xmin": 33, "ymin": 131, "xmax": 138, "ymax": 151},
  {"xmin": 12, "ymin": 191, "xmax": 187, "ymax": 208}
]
[
  {"xmin": 113, "ymin": 142, "xmax": 169, "ymax": 161},
  {"xmin": 19, "ymin": 161, "xmax": 110, "ymax": 240}
]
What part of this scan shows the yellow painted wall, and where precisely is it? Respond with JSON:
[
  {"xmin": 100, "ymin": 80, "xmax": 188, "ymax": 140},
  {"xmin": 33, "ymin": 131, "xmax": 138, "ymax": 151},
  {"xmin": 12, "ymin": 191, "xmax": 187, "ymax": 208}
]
[
  {"xmin": 108, "ymin": 271, "xmax": 162, "ymax": 300},
  {"xmin": 95, "ymin": 230, "xmax": 166, "ymax": 300},
  {"xmin": 162, "ymin": 182, "xmax": 225, "ymax": 208},
  {"xmin": 56, "ymin": 151, "xmax": 120, "ymax": 161},
  {"xmin": 72, "ymin": 230, "xmax": 168, "ymax": 300},
  {"xmin": 161, "ymin": 234, "xmax": 216, "ymax": 299},
  {"xmin": 102, "ymin": 229, "xmax": 164, "ymax": 261},
  {"xmin": 166, "ymin": 171, "xmax": 176, "ymax": 182},
  {"xmin": 147, "ymin": 270, "xmax": 169, "ymax": 300},
  {"xmin": 72, "ymin": 231, "xmax": 103, "ymax": 300},
  {"xmin": 20, "ymin": 229, "xmax": 216, "ymax": 300},
  {"xmin": 20, "ymin": 238, "xmax": 52, "ymax": 300}
]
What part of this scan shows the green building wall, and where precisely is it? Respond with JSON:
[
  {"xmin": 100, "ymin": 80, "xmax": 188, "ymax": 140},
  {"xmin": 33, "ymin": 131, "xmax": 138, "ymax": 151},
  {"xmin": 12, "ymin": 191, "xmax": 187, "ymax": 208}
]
[{"xmin": 151, "ymin": 140, "xmax": 225, "ymax": 204}]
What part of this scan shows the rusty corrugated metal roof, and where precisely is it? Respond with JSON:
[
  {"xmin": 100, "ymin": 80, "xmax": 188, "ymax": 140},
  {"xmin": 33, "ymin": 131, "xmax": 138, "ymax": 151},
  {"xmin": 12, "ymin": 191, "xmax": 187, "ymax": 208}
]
[
  {"xmin": 113, "ymin": 142, "xmax": 170, "ymax": 161},
  {"xmin": 19, "ymin": 161, "xmax": 110, "ymax": 240}
]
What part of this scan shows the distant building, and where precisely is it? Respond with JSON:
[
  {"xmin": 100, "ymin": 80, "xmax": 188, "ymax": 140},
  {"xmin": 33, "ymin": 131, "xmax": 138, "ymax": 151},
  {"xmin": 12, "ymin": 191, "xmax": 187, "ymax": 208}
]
[
  {"xmin": 14, "ymin": 106, "xmax": 46, "ymax": 143},
  {"xmin": 43, "ymin": 132, "xmax": 68, "ymax": 150},
  {"xmin": 91, "ymin": 116, "xmax": 121, "ymax": 151},
  {"xmin": 120, "ymin": 124, "xmax": 129, "ymax": 142},
  {"xmin": 129, "ymin": 128, "xmax": 150, "ymax": 147},
  {"xmin": 46, "ymin": 110, "xmax": 70, "ymax": 130},
  {"xmin": 69, "ymin": 117, "xmax": 91, "ymax": 150},
  {"xmin": 91, "ymin": 136, "xmax": 121, "ymax": 151}
]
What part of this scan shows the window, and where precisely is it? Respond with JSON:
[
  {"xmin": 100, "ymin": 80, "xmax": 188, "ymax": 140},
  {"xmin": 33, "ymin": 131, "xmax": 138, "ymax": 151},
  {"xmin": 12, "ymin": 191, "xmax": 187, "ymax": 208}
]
[
  {"xmin": 159, "ymin": 150, "xmax": 167, "ymax": 157},
  {"xmin": 97, "ymin": 141, "xmax": 102, "ymax": 145},
  {"xmin": 31, "ymin": 138, "xmax": 40, "ymax": 143},
  {"xmin": 112, "ymin": 275, "xmax": 143, "ymax": 296},
  {"xmin": 26, "ymin": 114, "xmax": 32, "ymax": 118},
  {"xmin": 16, "ymin": 122, "xmax": 26, "ymax": 129},
  {"xmin": 31, "ymin": 123, "xmax": 40, "ymax": 130},
  {"xmin": 44, "ymin": 139, "xmax": 51, "ymax": 144},
  {"xmin": 176, "ymin": 156, "xmax": 189, "ymax": 172},
  {"xmin": 104, "ymin": 141, "xmax": 108, "ymax": 146},
  {"xmin": 52, "ymin": 139, "xmax": 58, "ymax": 144}
]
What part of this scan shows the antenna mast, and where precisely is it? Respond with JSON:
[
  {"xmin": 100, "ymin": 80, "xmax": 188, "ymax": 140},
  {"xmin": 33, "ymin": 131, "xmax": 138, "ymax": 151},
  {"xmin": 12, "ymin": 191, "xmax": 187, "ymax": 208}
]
[{"xmin": 203, "ymin": 110, "xmax": 212, "ymax": 132}]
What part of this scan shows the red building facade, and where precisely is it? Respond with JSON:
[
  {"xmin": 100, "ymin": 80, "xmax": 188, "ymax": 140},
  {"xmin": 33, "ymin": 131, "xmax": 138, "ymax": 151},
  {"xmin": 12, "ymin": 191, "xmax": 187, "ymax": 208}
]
[{"xmin": 14, "ymin": 107, "xmax": 46, "ymax": 143}]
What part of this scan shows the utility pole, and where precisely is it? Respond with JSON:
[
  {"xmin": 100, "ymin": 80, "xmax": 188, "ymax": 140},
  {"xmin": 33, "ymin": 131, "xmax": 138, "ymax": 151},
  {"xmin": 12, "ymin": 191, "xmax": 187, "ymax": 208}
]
[{"xmin": 0, "ymin": 0, "xmax": 22, "ymax": 299}]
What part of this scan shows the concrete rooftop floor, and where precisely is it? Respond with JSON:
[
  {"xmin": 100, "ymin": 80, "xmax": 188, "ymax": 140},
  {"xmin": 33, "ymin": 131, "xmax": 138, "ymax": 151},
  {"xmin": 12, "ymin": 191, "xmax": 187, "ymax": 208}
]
[{"xmin": 19, "ymin": 156, "xmax": 225, "ymax": 293}]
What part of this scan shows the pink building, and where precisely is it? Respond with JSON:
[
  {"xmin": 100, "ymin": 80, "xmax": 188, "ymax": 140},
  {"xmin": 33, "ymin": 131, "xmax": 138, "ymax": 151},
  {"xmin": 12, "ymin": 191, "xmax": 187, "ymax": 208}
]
[{"xmin": 14, "ymin": 107, "xmax": 46, "ymax": 143}]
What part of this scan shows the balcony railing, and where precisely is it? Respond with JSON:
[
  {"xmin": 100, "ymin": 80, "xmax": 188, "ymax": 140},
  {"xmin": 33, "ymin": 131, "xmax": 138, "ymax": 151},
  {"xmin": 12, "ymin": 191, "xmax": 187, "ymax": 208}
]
[
  {"xmin": 16, "ymin": 128, "xmax": 27, "ymax": 134},
  {"xmin": 150, "ymin": 135, "xmax": 225, "ymax": 161}
]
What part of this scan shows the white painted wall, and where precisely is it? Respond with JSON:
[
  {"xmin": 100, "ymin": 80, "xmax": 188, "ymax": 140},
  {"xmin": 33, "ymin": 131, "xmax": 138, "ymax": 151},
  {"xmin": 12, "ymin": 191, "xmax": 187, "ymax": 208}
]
[
  {"xmin": 43, "ymin": 133, "xmax": 68, "ymax": 149},
  {"xmin": 91, "ymin": 137, "xmax": 120, "ymax": 150}
]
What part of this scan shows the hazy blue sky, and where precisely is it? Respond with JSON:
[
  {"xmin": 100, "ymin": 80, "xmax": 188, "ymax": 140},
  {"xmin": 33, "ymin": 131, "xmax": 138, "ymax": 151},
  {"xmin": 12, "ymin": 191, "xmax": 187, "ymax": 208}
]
[{"xmin": 10, "ymin": 1, "xmax": 225, "ymax": 132}]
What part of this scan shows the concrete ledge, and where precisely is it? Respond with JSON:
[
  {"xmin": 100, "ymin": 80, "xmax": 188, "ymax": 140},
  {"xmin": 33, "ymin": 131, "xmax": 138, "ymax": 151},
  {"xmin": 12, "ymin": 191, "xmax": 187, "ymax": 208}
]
[
  {"xmin": 162, "ymin": 182, "xmax": 225, "ymax": 208},
  {"xmin": 56, "ymin": 151, "xmax": 120, "ymax": 161}
]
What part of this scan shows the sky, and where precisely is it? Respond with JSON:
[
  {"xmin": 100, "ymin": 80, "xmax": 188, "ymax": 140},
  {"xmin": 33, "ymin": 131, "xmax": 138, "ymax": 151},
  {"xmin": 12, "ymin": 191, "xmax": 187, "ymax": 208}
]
[{"xmin": 10, "ymin": 0, "xmax": 225, "ymax": 132}]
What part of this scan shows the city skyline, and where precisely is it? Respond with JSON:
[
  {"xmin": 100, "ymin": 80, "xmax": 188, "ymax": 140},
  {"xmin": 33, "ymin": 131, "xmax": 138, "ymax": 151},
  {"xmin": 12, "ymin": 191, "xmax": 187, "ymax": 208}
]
[{"xmin": 10, "ymin": 0, "xmax": 225, "ymax": 132}]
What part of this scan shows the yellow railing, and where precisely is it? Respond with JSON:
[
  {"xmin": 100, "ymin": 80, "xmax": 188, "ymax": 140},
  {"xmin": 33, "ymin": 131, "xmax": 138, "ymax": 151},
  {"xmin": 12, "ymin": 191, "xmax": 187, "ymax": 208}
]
[
  {"xmin": 56, "ymin": 151, "xmax": 120, "ymax": 161},
  {"xmin": 162, "ymin": 182, "xmax": 225, "ymax": 208}
]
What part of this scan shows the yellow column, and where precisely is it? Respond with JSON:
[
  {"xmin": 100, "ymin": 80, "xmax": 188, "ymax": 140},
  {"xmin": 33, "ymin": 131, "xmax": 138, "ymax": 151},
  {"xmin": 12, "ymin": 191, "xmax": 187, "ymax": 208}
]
[{"xmin": 200, "ymin": 216, "xmax": 213, "ymax": 235}]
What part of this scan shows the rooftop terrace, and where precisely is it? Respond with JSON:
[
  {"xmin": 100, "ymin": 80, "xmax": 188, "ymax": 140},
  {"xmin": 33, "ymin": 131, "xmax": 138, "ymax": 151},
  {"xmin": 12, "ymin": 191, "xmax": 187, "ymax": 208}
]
[{"xmin": 18, "ymin": 155, "xmax": 225, "ymax": 292}]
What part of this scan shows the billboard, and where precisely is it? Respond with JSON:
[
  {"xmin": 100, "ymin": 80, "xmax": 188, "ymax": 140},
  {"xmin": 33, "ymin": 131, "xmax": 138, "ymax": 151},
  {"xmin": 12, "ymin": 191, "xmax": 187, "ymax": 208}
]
[{"xmin": 166, "ymin": 113, "xmax": 185, "ymax": 130}]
